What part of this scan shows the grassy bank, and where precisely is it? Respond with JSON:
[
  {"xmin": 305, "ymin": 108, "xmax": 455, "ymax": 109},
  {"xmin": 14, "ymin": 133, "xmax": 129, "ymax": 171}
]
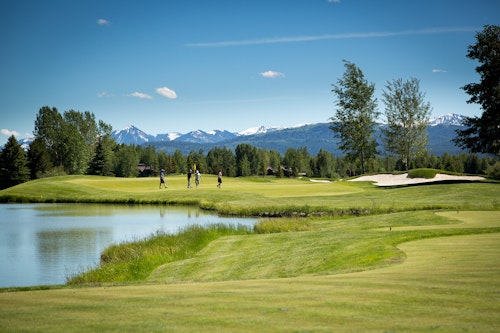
[
  {"xmin": 0, "ymin": 211, "xmax": 499, "ymax": 332},
  {"xmin": 67, "ymin": 223, "xmax": 253, "ymax": 285}
]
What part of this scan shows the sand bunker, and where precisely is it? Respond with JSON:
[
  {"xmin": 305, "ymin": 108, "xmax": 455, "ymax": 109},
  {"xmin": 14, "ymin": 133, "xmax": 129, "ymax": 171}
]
[{"xmin": 349, "ymin": 173, "xmax": 485, "ymax": 187}]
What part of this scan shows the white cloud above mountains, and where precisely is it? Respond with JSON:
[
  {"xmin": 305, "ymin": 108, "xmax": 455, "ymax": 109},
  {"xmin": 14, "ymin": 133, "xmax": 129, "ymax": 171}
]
[
  {"xmin": 1, "ymin": 129, "xmax": 20, "ymax": 137},
  {"xmin": 97, "ymin": 18, "xmax": 110, "ymax": 26},
  {"xmin": 261, "ymin": 70, "xmax": 284, "ymax": 78},
  {"xmin": 128, "ymin": 92, "xmax": 153, "ymax": 99},
  {"xmin": 125, "ymin": 86, "xmax": 177, "ymax": 100},
  {"xmin": 97, "ymin": 91, "xmax": 114, "ymax": 98},
  {"xmin": 156, "ymin": 86, "xmax": 177, "ymax": 99}
]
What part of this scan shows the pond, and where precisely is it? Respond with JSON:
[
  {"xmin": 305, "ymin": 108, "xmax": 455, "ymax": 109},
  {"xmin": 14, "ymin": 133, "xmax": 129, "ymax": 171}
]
[{"xmin": 0, "ymin": 203, "xmax": 258, "ymax": 288}]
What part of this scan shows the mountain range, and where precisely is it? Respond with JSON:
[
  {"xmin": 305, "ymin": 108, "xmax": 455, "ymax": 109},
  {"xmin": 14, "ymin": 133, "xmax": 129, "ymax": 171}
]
[{"xmin": 111, "ymin": 113, "xmax": 469, "ymax": 156}]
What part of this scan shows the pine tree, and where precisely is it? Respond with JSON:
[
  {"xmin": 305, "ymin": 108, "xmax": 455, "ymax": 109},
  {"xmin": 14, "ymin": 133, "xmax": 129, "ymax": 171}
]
[
  {"xmin": 0, "ymin": 136, "xmax": 30, "ymax": 189},
  {"xmin": 454, "ymin": 25, "xmax": 500, "ymax": 156}
]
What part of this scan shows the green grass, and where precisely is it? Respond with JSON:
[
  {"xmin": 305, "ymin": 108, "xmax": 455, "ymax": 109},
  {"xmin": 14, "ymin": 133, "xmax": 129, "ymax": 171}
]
[
  {"xmin": 67, "ymin": 224, "xmax": 253, "ymax": 285},
  {"xmin": 0, "ymin": 175, "xmax": 499, "ymax": 332},
  {"xmin": 1, "ymin": 174, "xmax": 498, "ymax": 214},
  {"xmin": 407, "ymin": 168, "xmax": 440, "ymax": 178},
  {"xmin": 0, "ymin": 211, "xmax": 499, "ymax": 332}
]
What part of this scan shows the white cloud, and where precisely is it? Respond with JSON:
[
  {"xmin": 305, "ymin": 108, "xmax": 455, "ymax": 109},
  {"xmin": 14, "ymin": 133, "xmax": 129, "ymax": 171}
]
[
  {"xmin": 97, "ymin": 91, "xmax": 114, "ymax": 98},
  {"xmin": 186, "ymin": 26, "xmax": 478, "ymax": 47},
  {"xmin": 1, "ymin": 129, "xmax": 20, "ymax": 137},
  {"xmin": 328, "ymin": 0, "xmax": 341, "ymax": 3},
  {"xmin": 156, "ymin": 86, "xmax": 177, "ymax": 99},
  {"xmin": 261, "ymin": 70, "xmax": 285, "ymax": 78},
  {"xmin": 97, "ymin": 18, "xmax": 110, "ymax": 26},
  {"xmin": 128, "ymin": 91, "xmax": 153, "ymax": 99},
  {"xmin": 432, "ymin": 69, "xmax": 447, "ymax": 73}
]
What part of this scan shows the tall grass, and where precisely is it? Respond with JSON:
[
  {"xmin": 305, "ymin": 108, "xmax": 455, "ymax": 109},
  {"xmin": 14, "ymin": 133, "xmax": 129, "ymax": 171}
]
[{"xmin": 67, "ymin": 223, "xmax": 253, "ymax": 285}]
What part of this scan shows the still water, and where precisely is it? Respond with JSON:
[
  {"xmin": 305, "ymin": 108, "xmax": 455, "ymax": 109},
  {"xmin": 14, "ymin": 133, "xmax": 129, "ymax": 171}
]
[{"xmin": 0, "ymin": 203, "xmax": 257, "ymax": 288}]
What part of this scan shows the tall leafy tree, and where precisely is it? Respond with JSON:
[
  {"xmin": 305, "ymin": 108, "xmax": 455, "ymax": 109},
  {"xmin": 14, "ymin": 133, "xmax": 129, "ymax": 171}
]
[
  {"xmin": 330, "ymin": 60, "xmax": 379, "ymax": 174},
  {"xmin": 235, "ymin": 144, "xmax": 258, "ymax": 176},
  {"xmin": 33, "ymin": 106, "xmax": 65, "ymax": 166},
  {"xmin": 187, "ymin": 149, "xmax": 206, "ymax": 173},
  {"xmin": 207, "ymin": 147, "xmax": 236, "ymax": 177},
  {"xmin": 33, "ymin": 106, "xmax": 112, "ymax": 174},
  {"xmin": 454, "ymin": 25, "xmax": 500, "ymax": 156},
  {"xmin": 382, "ymin": 78, "xmax": 432, "ymax": 170},
  {"xmin": 172, "ymin": 149, "xmax": 186, "ymax": 174},
  {"xmin": 60, "ymin": 122, "xmax": 88, "ymax": 174},
  {"xmin": 314, "ymin": 149, "xmax": 336, "ymax": 178},
  {"xmin": 64, "ymin": 110, "xmax": 97, "ymax": 166},
  {"xmin": 267, "ymin": 149, "xmax": 281, "ymax": 175},
  {"xmin": 0, "ymin": 136, "xmax": 30, "ymax": 189},
  {"xmin": 113, "ymin": 144, "xmax": 139, "ymax": 177}
]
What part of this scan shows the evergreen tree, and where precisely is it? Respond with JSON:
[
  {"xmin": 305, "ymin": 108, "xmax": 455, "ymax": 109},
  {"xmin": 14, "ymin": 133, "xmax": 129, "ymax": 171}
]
[
  {"xmin": 0, "ymin": 136, "xmax": 30, "ymax": 189},
  {"xmin": 113, "ymin": 144, "xmax": 139, "ymax": 177},
  {"xmin": 235, "ymin": 144, "xmax": 258, "ymax": 176},
  {"xmin": 315, "ymin": 149, "xmax": 336, "ymax": 178},
  {"xmin": 27, "ymin": 137, "xmax": 52, "ymax": 179},
  {"xmin": 88, "ymin": 135, "xmax": 115, "ymax": 176},
  {"xmin": 173, "ymin": 149, "xmax": 186, "ymax": 173},
  {"xmin": 454, "ymin": 25, "xmax": 500, "ymax": 156}
]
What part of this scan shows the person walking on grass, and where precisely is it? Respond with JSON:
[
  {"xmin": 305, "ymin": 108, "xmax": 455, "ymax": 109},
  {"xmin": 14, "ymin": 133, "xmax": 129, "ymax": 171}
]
[
  {"xmin": 159, "ymin": 169, "xmax": 168, "ymax": 189},
  {"xmin": 217, "ymin": 169, "xmax": 222, "ymax": 188},
  {"xmin": 195, "ymin": 170, "xmax": 201, "ymax": 188},
  {"xmin": 187, "ymin": 169, "xmax": 193, "ymax": 188}
]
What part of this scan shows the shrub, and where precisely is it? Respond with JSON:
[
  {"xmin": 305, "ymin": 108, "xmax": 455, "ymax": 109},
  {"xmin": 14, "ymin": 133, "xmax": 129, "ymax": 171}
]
[
  {"xmin": 407, "ymin": 168, "xmax": 438, "ymax": 179},
  {"xmin": 486, "ymin": 161, "xmax": 500, "ymax": 180},
  {"xmin": 254, "ymin": 218, "xmax": 312, "ymax": 233}
]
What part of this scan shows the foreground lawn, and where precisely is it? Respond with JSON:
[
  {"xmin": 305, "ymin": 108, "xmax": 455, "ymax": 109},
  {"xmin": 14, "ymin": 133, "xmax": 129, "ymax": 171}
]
[
  {"xmin": 0, "ymin": 176, "xmax": 498, "ymax": 331},
  {"xmin": 0, "ymin": 212, "xmax": 498, "ymax": 332}
]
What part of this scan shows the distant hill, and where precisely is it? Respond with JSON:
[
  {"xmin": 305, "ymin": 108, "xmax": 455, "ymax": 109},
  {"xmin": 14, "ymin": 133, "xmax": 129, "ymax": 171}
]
[
  {"xmin": 110, "ymin": 114, "xmax": 469, "ymax": 156},
  {"xmin": 12, "ymin": 114, "xmax": 468, "ymax": 156}
]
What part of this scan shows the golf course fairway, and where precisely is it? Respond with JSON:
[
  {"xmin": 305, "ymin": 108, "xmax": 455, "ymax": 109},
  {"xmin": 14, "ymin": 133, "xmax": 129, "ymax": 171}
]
[{"xmin": 0, "ymin": 175, "xmax": 498, "ymax": 332}]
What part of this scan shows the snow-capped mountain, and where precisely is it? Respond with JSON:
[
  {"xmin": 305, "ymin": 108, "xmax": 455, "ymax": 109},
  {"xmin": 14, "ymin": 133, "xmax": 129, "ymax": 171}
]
[
  {"xmin": 175, "ymin": 129, "xmax": 237, "ymax": 144},
  {"xmin": 112, "ymin": 125, "xmax": 283, "ymax": 145},
  {"xmin": 155, "ymin": 132, "xmax": 182, "ymax": 142},
  {"xmin": 110, "ymin": 114, "xmax": 467, "ymax": 146},
  {"xmin": 428, "ymin": 113, "xmax": 466, "ymax": 126},
  {"xmin": 112, "ymin": 125, "xmax": 154, "ymax": 145},
  {"xmin": 237, "ymin": 125, "xmax": 282, "ymax": 136},
  {"xmin": 18, "ymin": 136, "xmax": 35, "ymax": 150}
]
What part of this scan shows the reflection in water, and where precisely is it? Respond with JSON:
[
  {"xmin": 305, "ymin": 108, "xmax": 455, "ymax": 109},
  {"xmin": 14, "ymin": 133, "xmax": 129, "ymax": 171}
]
[
  {"xmin": 37, "ymin": 228, "xmax": 113, "ymax": 283},
  {"xmin": 0, "ymin": 203, "xmax": 256, "ymax": 288}
]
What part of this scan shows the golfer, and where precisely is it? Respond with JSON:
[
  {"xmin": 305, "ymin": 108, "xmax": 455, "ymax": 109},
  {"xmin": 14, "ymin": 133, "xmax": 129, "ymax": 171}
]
[{"xmin": 159, "ymin": 169, "xmax": 167, "ymax": 189}]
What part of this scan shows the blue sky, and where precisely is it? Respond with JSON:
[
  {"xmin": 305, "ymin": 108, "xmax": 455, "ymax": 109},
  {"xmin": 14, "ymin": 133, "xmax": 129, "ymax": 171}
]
[{"xmin": 1, "ymin": 0, "xmax": 499, "ymax": 146}]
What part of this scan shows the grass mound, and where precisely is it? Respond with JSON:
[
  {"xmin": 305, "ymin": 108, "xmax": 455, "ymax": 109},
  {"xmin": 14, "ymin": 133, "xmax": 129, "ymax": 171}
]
[
  {"xmin": 407, "ymin": 168, "xmax": 439, "ymax": 179},
  {"xmin": 67, "ymin": 223, "xmax": 253, "ymax": 285}
]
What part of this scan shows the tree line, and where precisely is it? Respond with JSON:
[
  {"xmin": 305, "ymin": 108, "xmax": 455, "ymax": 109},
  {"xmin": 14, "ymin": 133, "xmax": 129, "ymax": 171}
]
[
  {"xmin": 0, "ymin": 104, "xmax": 498, "ymax": 190},
  {"xmin": 1, "ymin": 25, "xmax": 498, "ymax": 189}
]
